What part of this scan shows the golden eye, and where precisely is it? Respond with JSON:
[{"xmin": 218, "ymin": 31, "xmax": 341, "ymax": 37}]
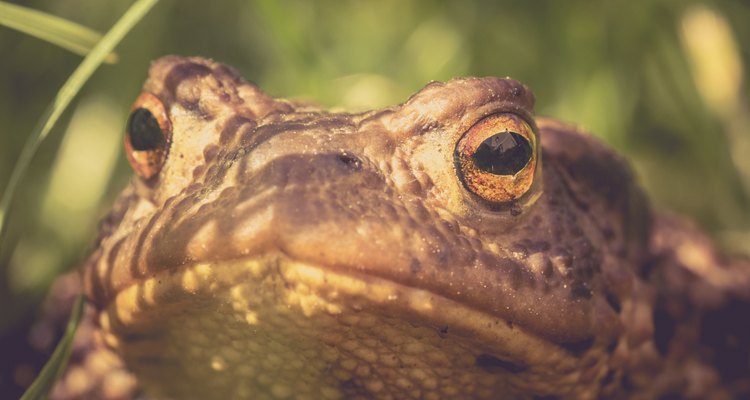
[
  {"xmin": 455, "ymin": 113, "xmax": 538, "ymax": 204},
  {"xmin": 124, "ymin": 92, "xmax": 171, "ymax": 179}
]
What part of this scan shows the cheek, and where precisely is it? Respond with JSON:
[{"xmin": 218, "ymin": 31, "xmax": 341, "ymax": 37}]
[
  {"xmin": 406, "ymin": 130, "xmax": 468, "ymax": 213},
  {"xmin": 155, "ymin": 111, "xmax": 225, "ymax": 198}
]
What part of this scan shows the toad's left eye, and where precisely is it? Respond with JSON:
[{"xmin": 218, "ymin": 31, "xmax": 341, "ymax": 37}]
[{"xmin": 455, "ymin": 113, "xmax": 538, "ymax": 204}]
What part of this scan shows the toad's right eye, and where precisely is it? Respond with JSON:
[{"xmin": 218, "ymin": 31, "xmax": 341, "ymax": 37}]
[{"xmin": 125, "ymin": 92, "xmax": 171, "ymax": 179}]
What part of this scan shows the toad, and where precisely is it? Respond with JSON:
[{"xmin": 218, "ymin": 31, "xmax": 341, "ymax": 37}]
[{"xmin": 43, "ymin": 56, "xmax": 750, "ymax": 399}]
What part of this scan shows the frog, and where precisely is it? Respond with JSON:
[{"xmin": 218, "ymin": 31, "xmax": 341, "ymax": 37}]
[{"xmin": 39, "ymin": 56, "xmax": 750, "ymax": 399}]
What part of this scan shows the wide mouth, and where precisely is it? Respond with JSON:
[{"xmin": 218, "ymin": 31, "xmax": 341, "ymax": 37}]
[{"xmin": 100, "ymin": 253, "xmax": 582, "ymax": 376}]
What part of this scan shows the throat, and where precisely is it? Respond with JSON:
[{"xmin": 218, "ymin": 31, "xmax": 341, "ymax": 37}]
[{"xmin": 99, "ymin": 256, "xmax": 599, "ymax": 399}]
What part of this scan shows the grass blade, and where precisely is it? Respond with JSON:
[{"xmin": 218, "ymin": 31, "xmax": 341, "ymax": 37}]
[
  {"xmin": 19, "ymin": 295, "xmax": 84, "ymax": 400},
  {"xmin": 0, "ymin": 0, "xmax": 159, "ymax": 242},
  {"xmin": 0, "ymin": 1, "xmax": 118, "ymax": 63}
]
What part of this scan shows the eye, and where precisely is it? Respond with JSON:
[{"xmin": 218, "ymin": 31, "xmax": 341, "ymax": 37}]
[
  {"xmin": 455, "ymin": 113, "xmax": 538, "ymax": 204},
  {"xmin": 124, "ymin": 92, "xmax": 171, "ymax": 179}
]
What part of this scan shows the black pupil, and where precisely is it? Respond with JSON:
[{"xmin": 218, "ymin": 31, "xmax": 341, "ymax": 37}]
[
  {"xmin": 127, "ymin": 108, "xmax": 165, "ymax": 151},
  {"xmin": 472, "ymin": 131, "xmax": 532, "ymax": 175}
]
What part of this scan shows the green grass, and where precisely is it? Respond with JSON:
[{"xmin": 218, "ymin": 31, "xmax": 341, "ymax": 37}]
[
  {"xmin": 19, "ymin": 295, "xmax": 83, "ymax": 400},
  {"xmin": 0, "ymin": 1, "xmax": 159, "ymax": 397},
  {"xmin": 0, "ymin": 1, "xmax": 117, "ymax": 63},
  {"xmin": 0, "ymin": 0, "xmax": 159, "ymax": 241}
]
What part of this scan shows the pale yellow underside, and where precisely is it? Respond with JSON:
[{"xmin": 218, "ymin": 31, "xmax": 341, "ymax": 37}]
[{"xmin": 98, "ymin": 255, "xmax": 591, "ymax": 399}]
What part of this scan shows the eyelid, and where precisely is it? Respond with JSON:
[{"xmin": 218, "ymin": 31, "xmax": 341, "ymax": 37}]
[{"xmin": 459, "ymin": 113, "xmax": 535, "ymax": 151}]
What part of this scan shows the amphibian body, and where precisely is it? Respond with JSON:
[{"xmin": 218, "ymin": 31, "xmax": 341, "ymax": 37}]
[{"xmin": 48, "ymin": 56, "xmax": 750, "ymax": 399}]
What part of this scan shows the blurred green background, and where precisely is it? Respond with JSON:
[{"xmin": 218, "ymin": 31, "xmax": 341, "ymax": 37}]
[{"xmin": 1, "ymin": 0, "xmax": 749, "ymax": 395}]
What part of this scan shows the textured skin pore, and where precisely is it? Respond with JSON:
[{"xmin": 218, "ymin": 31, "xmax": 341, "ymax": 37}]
[{"xmin": 47, "ymin": 57, "xmax": 750, "ymax": 399}]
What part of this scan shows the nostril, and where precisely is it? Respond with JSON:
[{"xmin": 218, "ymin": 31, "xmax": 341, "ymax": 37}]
[{"xmin": 336, "ymin": 153, "xmax": 363, "ymax": 171}]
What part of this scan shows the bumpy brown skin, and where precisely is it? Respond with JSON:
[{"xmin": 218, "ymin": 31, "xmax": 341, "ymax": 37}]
[{"xmin": 43, "ymin": 57, "xmax": 750, "ymax": 399}]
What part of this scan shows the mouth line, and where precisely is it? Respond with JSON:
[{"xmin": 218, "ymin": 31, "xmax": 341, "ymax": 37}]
[{"xmin": 102, "ymin": 252, "xmax": 579, "ymax": 372}]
